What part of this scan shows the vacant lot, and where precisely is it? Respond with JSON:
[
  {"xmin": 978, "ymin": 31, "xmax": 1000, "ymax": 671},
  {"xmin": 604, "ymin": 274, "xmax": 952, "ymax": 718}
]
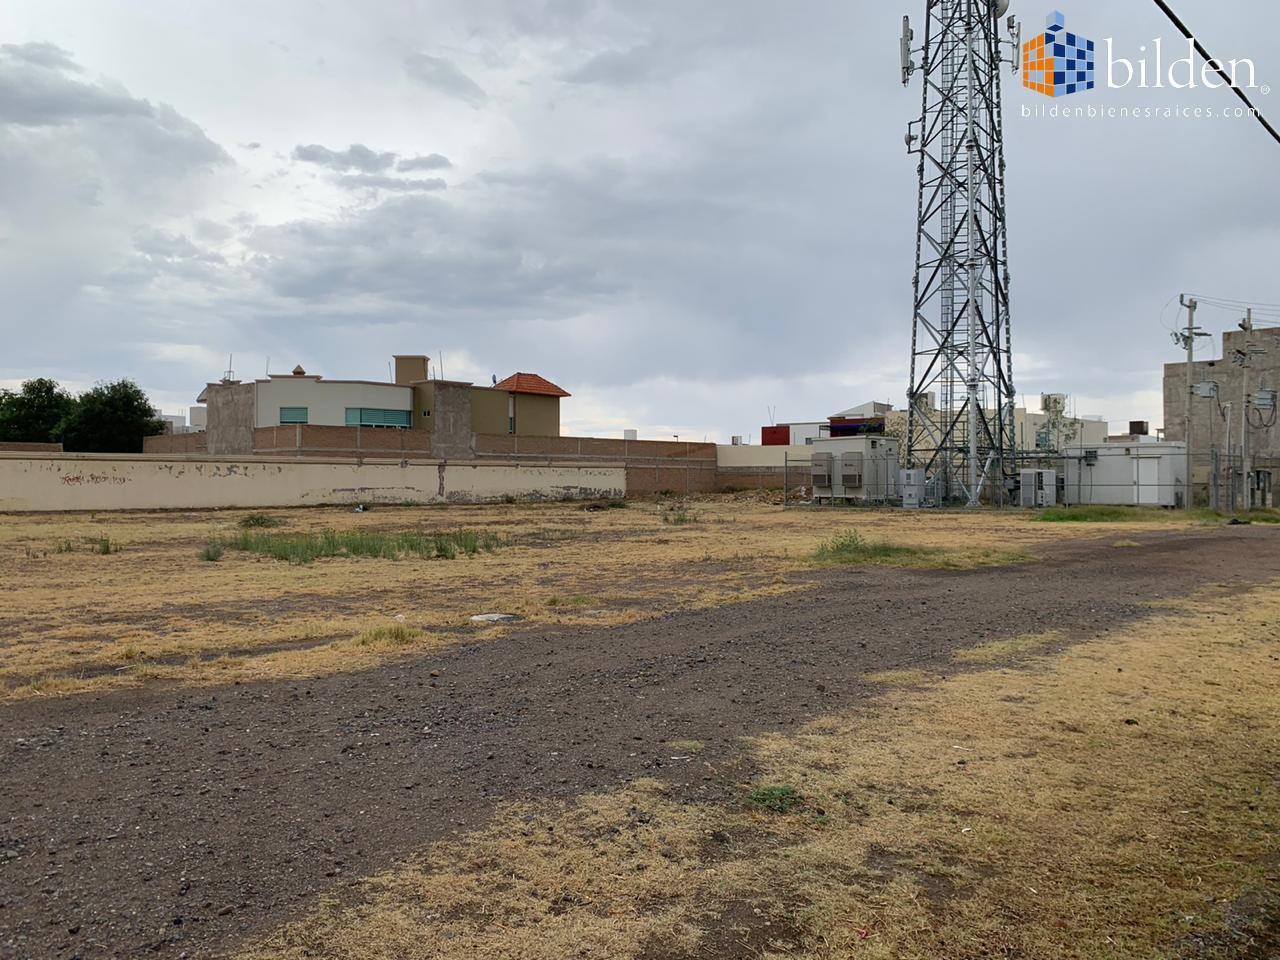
[
  {"xmin": 0, "ymin": 497, "xmax": 1180, "ymax": 701},
  {"xmin": 1, "ymin": 499, "xmax": 1275, "ymax": 960}
]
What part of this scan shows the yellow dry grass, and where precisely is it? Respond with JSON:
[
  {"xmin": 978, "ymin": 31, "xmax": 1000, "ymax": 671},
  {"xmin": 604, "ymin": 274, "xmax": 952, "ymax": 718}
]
[
  {"xmin": 241, "ymin": 581, "xmax": 1280, "ymax": 960},
  {"xmin": 0, "ymin": 498, "xmax": 1201, "ymax": 701}
]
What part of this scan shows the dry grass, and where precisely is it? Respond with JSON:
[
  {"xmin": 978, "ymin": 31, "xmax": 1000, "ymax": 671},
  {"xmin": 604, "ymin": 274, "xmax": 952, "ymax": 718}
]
[
  {"xmin": 0, "ymin": 498, "xmax": 1201, "ymax": 701},
  {"xmin": 241, "ymin": 582, "xmax": 1280, "ymax": 960},
  {"xmin": 952, "ymin": 629, "xmax": 1063, "ymax": 664}
]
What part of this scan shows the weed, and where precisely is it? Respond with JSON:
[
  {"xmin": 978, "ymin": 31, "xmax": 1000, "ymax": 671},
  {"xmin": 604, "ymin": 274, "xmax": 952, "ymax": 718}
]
[
  {"xmin": 95, "ymin": 537, "xmax": 115, "ymax": 555},
  {"xmin": 238, "ymin": 513, "xmax": 283, "ymax": 529},
  {"xmin": 1036, "ymin": 505, "xmax": 1218, "ymax": 523},
  {"xmin": 747, "ymin": 785, "xmax": 802, "ymax": 814},
  {"xmin": 225, "ymin": 528, "xmax": 499, "ymax": 564},
  {"xmin": 662, "ymin": 508, "xmax": 696, "ymax": 525},
  {"xmin": 813, "ymin": 531, "xmax": 926, "ymax": 565},
  {"xmin": 55, "ymin": 540, "xmax": 75, "ymax": 554},
  {"xmin": 355, "ymin": 624, "xmax": 422, "ymax": 646},
  {"xmin": 200, "ymin": 542, "xmax": 225, "ymax": 562}
]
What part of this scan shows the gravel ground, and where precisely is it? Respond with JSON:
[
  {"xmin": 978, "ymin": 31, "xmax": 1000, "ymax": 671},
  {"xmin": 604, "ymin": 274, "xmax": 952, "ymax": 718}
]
[{"xmin": 1, "ymin": 525, "xmax": 1276, "ymax": 959}]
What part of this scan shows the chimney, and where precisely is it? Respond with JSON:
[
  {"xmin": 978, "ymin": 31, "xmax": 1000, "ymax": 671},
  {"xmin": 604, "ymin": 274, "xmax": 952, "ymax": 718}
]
[
  {"xmin": 393, "ymin": 355, "xmax": 430, "ymax": 385},
  {"xmin": 292, "ymin": 364, "xmax": 306, "ymax": 376}
]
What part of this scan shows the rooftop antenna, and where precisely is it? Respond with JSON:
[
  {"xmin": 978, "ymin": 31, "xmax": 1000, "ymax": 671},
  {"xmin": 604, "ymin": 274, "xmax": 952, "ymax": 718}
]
[
  {"xmin": 223, "ymin": 354, "xmax": 235, "ymax": 382},
  {"xmin": 265, "ymin": 356, "xmax": 270, "ymax": 377},
  {"xmin": 438, "ymin": 349, "xmax": 445, "ymax": 381}
]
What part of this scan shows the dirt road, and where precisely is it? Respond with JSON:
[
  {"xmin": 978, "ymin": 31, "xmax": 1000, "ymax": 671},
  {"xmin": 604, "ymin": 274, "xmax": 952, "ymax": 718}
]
[{"xmin": 1, "ymin": 526, "xmax": 1276, "ymax": 959}]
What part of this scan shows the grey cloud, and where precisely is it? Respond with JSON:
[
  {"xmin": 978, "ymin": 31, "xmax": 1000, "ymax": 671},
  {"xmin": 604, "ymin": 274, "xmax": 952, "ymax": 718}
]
[
  {"xmin": 0, "ymin": 42, "xmax": 81, "ymax": 72},
  {"xmin": 396, "ymin": 153, "xmax": 452, "ymax": 172},
  {"xmin": 0, "ymin": 58, "xmax": 151, "ymax": 126},
  {"xmin": 403, "ymin": 53, "xmax": 488, "ymax": 107},
  {"xmin": 335, "ymin": 174, "xmax": 448, "ymax": 192},
  {"xmin": 134, "ymin": 229, "xmax": 225, "ymax": 264},
  {"xmin": 563, "ymin": 45, "xmax": 660, "ymax": 86},
  {"xmin": 293, "ymin": 143, "xmax": 397, "ymax": 172}
]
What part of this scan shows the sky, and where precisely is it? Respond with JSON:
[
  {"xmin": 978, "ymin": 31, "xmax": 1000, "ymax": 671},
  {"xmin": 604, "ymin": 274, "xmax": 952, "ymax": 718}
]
[{"xmin": 0, "ymin": 0, "xmax": 1277, "ymax": 442}]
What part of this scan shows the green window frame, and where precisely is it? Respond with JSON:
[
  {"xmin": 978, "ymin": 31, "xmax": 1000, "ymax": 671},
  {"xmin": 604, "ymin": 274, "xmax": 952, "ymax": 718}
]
[
  {"xmin": 279, "ymin": 406, "xmax": 309, "ymax": 424},
  {"xmin": 344, "ymin": 407, "xmax": 412, "ymax": 428}
]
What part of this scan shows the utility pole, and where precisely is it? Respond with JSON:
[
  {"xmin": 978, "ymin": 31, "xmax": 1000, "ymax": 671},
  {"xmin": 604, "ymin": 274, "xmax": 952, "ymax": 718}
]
[
  {"xmin": 1177, "ymin": 296, "xmax": 1207, "ymax": 510},
  {"xmin": 1242, "ymin": 308, "xmax": 1254, "ymax": 510},
  {"xmin": 1231, "ymin": 311, "xmax": 1266, "ymax": 512}
]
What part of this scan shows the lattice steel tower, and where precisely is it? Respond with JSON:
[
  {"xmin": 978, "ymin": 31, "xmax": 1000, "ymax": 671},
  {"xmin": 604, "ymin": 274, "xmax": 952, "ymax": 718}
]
[{"xmin": 901, "ymin": 1, "xmax": 1020, "ymax": 506}]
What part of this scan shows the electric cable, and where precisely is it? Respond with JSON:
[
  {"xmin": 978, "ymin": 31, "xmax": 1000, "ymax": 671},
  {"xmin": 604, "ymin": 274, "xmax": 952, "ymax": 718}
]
[{"xmin": 1149, "ymin": 0, "xmax": 1280, "ymax": 147}]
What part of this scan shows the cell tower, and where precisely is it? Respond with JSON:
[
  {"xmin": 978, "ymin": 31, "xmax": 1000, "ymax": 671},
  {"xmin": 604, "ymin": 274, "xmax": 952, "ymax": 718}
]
[{"xmin": 900, "ymin": 1, "xmax": 1021, "ymax": 506}]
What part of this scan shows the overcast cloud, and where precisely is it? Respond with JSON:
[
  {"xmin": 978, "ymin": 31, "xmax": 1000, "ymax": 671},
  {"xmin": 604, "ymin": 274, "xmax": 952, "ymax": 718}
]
[{"xmin": 0, "ymin": 0, "xmax": 1277, "ymax": 440}]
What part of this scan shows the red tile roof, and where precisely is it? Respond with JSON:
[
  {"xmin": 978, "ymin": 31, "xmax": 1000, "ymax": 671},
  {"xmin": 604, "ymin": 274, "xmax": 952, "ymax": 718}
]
[{"xmin": 493, "ymin": 373, "xmax": 571, "ymax": 398}]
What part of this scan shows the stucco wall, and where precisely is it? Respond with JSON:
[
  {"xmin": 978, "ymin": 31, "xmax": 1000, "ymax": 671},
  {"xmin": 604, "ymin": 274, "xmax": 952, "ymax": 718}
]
[
  {"xmin": 470, "ymin": 387, "xmax": 509, "ymax": 437},
  {"xmin": 513, "ymin": 394, "xmax": 560, "ymax": 437},
  {"xmin": 0, "ymin": 454, "xmax": 625, "ymax": 512},
  {"xmin": 253, "ymin": 378, "xmax": 412, "ymax": 428}
]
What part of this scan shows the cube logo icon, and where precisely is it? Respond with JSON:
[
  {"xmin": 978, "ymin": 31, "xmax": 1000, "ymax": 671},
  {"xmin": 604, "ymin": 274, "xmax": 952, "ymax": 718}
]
[{"xmin": 1023, "ymin": 11, "xmax": 1095, "ymax": 97}]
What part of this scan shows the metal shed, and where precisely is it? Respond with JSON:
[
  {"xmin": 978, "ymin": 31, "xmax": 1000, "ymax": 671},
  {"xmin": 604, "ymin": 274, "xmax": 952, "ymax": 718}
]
[{"xmin": 1060, "ymin": 442, "xmax": 1186, "ymax": 507}]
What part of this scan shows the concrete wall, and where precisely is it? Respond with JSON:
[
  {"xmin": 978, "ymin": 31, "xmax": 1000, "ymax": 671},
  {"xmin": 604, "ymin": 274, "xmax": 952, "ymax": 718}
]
[
  {"xmin": 1164, "ymin": 326, "xmax": 1280, "ymax": 460},
  {"xmin": 431, "ymin": 381, "xmax": 477, "ymax": 460},
  {"xmin": 206, "ymin": 382, "xmax": 256, "ymax": 456},
  {"xmin": 253, "ymin": 378, "xmax": 412, "ymax": 428},
  {"xmin": 0, "ymin": 454, "xmax": 625, "ymax": 512}
]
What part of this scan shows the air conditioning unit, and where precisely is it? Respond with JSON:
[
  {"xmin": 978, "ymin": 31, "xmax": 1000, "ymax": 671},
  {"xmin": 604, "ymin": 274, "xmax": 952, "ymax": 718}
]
[
  {"xmin": 839, "ymin": 452, "xmax": 865, "ymax": 494},
  {"xmin": 811, "ymin": 453, "xmax": 835, "ymax": 501}
]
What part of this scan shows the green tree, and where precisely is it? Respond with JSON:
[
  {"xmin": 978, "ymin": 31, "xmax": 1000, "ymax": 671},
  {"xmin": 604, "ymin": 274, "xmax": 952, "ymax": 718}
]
[
  {"xmin": 55, "ymin": 379, "xmax": 166, "ymax": 453},
  {"xmin": 0, "ymin": 378, "xmax": 76, "ymax": 443}
]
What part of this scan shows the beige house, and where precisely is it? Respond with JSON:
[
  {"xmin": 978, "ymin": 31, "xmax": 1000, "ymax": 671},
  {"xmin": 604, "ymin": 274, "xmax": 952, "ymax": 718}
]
[{"xmin": 189, "ymin": 355, "xmax": 570, "ymax": 457}]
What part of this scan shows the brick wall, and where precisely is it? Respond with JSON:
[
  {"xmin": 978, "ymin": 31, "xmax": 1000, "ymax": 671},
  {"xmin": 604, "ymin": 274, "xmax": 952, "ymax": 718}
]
[
  {"xmin": 715, "ymin": 465, "xmax": 811, "ymax": 492},
  {"xmin": 143, "ymin": 433, "xmax": 207, "ymax": 455},
  {"xmin": 252, "ymin": 425, "xmax": 432, "ymax": 459},
  {"xmin": 0, "ymin": 441, "xmax": 64, "ymax": 453},
  {"xmin": 473, "ymin": 434, "xmax": 718, "ymax": 495}
]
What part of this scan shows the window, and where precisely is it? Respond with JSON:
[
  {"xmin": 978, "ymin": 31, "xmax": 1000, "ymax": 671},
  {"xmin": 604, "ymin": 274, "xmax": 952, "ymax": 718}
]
[
  {"xmin": 345, "ymin": 407, "xmax": 411, "ymax": 428},
  {"xmin": 279, "ymin": 406, "xmax": 308, "ymax": 424}
]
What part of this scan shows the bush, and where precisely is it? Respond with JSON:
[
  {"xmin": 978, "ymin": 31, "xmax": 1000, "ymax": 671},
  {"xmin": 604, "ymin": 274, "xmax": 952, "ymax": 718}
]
[
  {"xmin": 238, "ymin": 513, "xmax": 283, "ymax": 529},
  {"xmin": 95, "ymin": 537, "xmax": 115, "ymax": 555},
  {"xmin": 813, "ymin": 531, "xmax": 924, "ymax": 565},
  {"xmin": 200, "ymin": 542, "xmax": 225, "ymax": 562}
]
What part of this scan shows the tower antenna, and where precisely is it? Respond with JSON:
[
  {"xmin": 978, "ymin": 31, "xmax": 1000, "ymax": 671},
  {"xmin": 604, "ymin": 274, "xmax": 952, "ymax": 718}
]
[{"xmin": 902, "ymin": 0, "xmax": 1021, "ymax": 506}]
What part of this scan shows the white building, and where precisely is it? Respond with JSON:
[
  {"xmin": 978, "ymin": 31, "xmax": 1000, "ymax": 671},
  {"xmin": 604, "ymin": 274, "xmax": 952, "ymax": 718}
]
[{"xmin": 1061, "ymin": 441, "xmax": 1187, "ymax": 507}]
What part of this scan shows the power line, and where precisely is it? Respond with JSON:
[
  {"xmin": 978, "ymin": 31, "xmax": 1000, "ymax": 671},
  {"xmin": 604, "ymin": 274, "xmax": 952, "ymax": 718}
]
[{"xmin": 1150, "ymin": 0, "xmax": 1280, "ymax": 148}]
